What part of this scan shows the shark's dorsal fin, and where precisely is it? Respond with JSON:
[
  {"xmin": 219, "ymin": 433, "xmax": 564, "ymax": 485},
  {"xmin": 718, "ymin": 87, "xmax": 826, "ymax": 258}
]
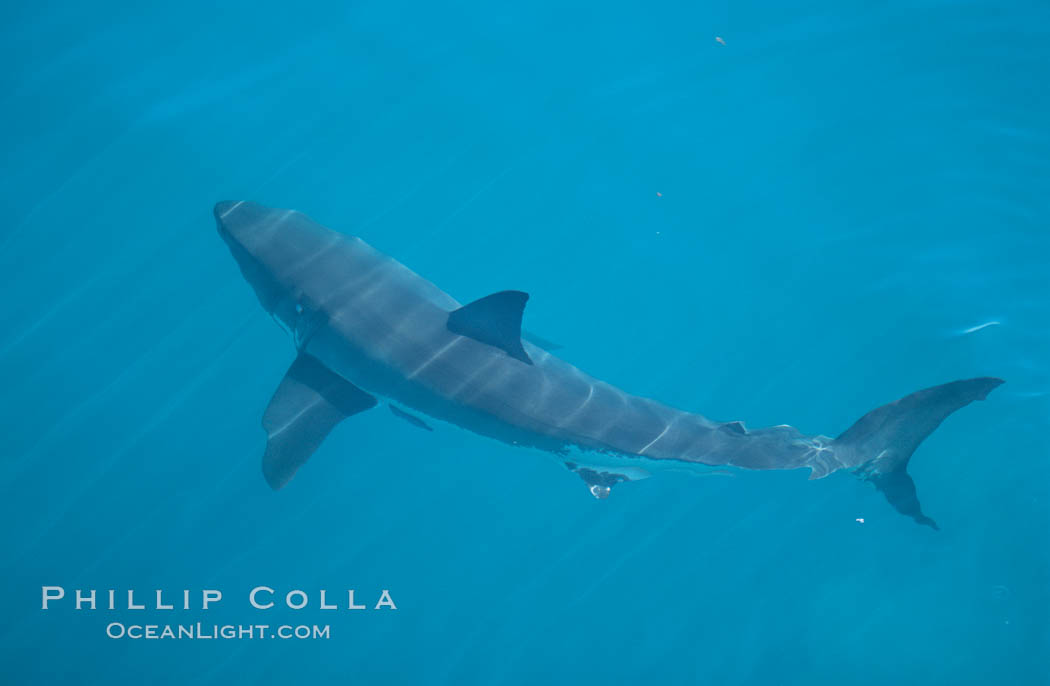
[
  {"xmin": 261, "ymin": 354, "xmax": 377, "ymax": 489},
  {"xmin": 447, "ymin": 290, "xmax": 533, "ymax": 365},
  {"xmin": 720, "ymin": 421, "xmax": 748, "ymax": 435}
]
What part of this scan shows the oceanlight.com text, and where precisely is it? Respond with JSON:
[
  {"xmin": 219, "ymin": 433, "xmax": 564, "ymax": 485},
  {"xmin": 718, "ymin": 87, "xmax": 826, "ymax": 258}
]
[{"xmin": 105, "ymin": 622, "xmax": 330, "ymax": 640}]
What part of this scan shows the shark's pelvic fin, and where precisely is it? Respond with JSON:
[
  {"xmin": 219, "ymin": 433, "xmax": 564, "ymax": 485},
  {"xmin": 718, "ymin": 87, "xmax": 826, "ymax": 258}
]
[
  {"xmin": 261, "ymin": 354, "xmax": 377, "ymax": 489},
  {"xmin": 565, "ymin": 461, "xmax": 651, "ymax": 499},
  {"xmin": 833, "ymin": 377, "xmax": 1003, "ymax": 529},
  {"xmin": 389, "ymin": 404, "xmax": 434, "ymax": 432},
  {"xmin": 447, "ymin": 290, "xmax": 533, "ymax": 365}
]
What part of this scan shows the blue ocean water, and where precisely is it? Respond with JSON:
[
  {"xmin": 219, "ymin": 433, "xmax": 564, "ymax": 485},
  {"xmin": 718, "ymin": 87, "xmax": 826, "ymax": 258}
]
[{"xmin": 2, "ymin": 0, "xmax": 1048, "ymax": 683}]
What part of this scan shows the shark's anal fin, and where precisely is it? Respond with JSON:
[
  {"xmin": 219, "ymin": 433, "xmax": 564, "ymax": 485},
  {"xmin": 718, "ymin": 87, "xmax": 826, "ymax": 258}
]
[
  {"xmin": 261, "ymin": 354, "xmax": 376, "ymax": 489},
  {"xmin": 447, "ymin": 290, "xmax": 532, "ymax": 365},
  {"xmin": 389, "ymin": 404, "xmax": 433, "ymax": 432}
]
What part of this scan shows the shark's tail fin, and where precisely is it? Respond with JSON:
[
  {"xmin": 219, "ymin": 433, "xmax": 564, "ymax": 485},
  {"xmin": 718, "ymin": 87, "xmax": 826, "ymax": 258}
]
[{"xmin": 832, "ymin": 377, "xmax": 1003, "ymax": 529}]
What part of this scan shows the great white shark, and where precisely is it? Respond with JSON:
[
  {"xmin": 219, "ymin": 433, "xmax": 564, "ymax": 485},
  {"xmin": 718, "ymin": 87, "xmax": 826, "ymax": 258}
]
[{"xmin": 215, "ymin": 200, "xmax": 1002, "ymax": 528}]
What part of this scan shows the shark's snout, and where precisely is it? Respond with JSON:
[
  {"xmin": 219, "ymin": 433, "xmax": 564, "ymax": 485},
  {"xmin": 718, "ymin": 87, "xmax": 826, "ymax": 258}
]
[
  {"xmin": 214, "ymin": 200, "xmax": 237, "ymax": 219},
  {"xmin": 213, "ymin": 200, "xmax": 243, "ymax": 238}
]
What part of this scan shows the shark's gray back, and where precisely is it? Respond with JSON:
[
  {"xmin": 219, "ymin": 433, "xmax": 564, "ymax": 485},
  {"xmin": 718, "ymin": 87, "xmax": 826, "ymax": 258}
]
[{"xmin": 285, "ymin": 228, "xmax": 765, "ymax": 465}]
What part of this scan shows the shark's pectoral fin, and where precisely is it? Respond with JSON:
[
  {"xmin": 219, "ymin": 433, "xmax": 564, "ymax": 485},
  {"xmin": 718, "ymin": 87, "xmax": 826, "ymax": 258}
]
[
  {"xmin": 261, "ymin": 354, "xmax": 377, "ymax": 489},
  {"xmin": 447, "ymin": 290, "xmax": 532, "ymax": 365}
]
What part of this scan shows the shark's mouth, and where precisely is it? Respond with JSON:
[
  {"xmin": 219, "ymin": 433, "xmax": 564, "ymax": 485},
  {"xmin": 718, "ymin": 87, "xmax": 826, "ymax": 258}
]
[{"xmin": 219, "ymin": 227, "xmax": 286, "ymax": 315}]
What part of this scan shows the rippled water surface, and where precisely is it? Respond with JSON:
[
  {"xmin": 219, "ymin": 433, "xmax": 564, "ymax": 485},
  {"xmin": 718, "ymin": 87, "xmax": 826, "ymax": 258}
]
[{"xmin": 2, "ymin": 1, "xmax": 1048, "ymax": 683}]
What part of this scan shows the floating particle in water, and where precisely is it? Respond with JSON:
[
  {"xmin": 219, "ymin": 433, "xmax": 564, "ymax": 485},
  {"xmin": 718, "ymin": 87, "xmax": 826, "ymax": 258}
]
[
  {"xmin": 715, "ymin": 36, "xmax": 726, "ymax": 45},
  {"xmin": 992, "ymin": 585, "xmax": 1011, "ymax": 600},
  {"xmin": 855, "ymin": 518, "xmax": 865, "ymax": 524},
  {"xmin": 958, "ymin": 320, "xmax": 1001, "ymax": 335},
  {"xmin": 656, "ymin": 192, "xmax": 662, "ymax": 197}
]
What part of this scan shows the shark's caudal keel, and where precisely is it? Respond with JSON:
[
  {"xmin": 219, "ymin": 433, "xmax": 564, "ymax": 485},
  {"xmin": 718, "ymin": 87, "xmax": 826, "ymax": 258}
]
[{"xmin": 214, "ymin": 201, "xmax": 1003, "ymax": 528}]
